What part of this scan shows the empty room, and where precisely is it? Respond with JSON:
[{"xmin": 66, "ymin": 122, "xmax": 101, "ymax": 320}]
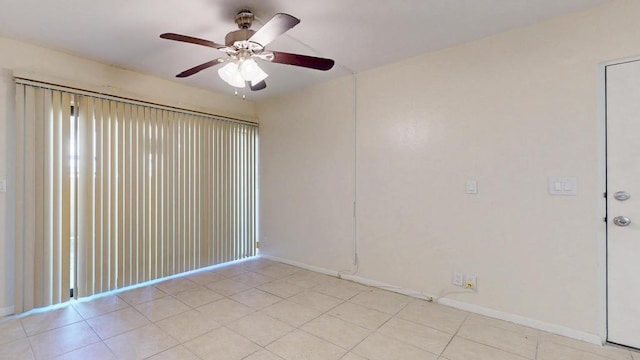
[{"xmin": 0, "ymin": 0, "xmax": 639, "ymax": 359}]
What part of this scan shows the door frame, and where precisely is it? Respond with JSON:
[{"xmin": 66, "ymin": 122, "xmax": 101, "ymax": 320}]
[{"xmin": 599, "ymin": 56, "xmax": 640, "ymax": 346}]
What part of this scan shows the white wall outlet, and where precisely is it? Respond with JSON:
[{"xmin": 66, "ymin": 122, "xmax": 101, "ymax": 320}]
[
  {"xmin": 465, "ymin": 274, "xmax": 477, "ymax": 291},
  {"xmin": 465, "ymin": 180, "xmax": 478, "ymax": 194},
  {"xmin": 0, "ymin": 179, "xmax": 6, "ymax": 193},
  {"xmin": 452, "ymin": 272, "xmax": 464, "ymax": 287}
]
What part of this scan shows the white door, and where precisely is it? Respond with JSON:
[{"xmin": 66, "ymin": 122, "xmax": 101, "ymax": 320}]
[{"xmin": 607, "ymin": 60, "xmax": 640, "ymax": 349}]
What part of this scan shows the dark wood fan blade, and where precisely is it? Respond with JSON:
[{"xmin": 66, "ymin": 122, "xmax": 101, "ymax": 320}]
[
  {"xmin": 249, "ymin": 13, "xmax": 300, "ymax": 47},
  {"xmin": 160, "ymin": 33, "xmax": 227, "ymax": 50},
  {"xmin": 270, "ymin": 51, "xmax": 335, "ymax": 71},
  {"xmin": 249, "ymin": 80, "xmax": 267, "ymax": 91},
  {"xmin": 177, "ymin": 59, "xmax": 224, "ymax": 78}
]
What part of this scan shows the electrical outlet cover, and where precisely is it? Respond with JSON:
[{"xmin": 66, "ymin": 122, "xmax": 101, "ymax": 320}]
[
  {"xmin": 465, "ymin": 275, "xmax": 477, "ymax": 290},
  {"xmin": 452, "ymin": 272, "xmax": 464, "ymax": 287}
]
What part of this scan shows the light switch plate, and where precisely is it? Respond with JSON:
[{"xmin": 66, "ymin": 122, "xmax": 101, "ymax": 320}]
[
  {"xmin": 549, "ymin": 177, "xmax": 577, "ymax": 196},
  {"xmin": 465, "ymin": 180, "xmax": 478, "ymax": 194},
  {"xmin": 0, "ymin": 179, "xmax": 6, "ymax": 193}
]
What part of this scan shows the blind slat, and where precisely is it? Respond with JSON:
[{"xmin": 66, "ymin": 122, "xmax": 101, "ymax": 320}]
[
  {"xmin": 24, "ymin": 86, "xmax": 37, "ymax": 310},
  {"xmin": 60, "ymin": 93, "xmax": 75, "ymax": 303},
  {"xmin": 51, "ymin": 90, "xmax": 62, "ymax": 303},
  {"xmin": 149, "ymin": 108, "xmax": 157, "ymax": 280},
  {"xmin": 168, "ymin": 112, "xmax": 176, "ymax": 275},
  {"xmin": 93, "ymin": 97, "xmax": 102, "ymax": 296},
  {"xmin": 123, "ymin": 103, "xmax": 132, "ymax": 287},
  {"xmin": 101, "ymin": 99, "xmax": 110, "ymax": 293},
  {"xmin": 60, "ymin": 92, "xmax": 72, "ymax": 304},
  {"xmin": 136, "ymin": 105, "xmax": 144, "ymax": 283},
  {"xmin": 117, "ymin": 102, "xmax": 125, "ymax": 289},
  {"xmin": 35, "ymin": 89, "xmax": 46, "ymax": 305},
  {"xmin": 14, "ymin": 85, "xmax": 26, "ymax": 312},
  {"xmin": 77, "ymin": 96, "xmax": 93, "ymax": 297}
]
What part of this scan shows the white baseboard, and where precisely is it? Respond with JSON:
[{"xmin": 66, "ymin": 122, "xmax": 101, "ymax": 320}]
[
  {"xmin": 437, "ymin": 297, "xmax": 602, "ymax": 345},
  {"xmin": 0, "ymin": 305, "xmax": 14, "ymax": 317},
  {"xmin": 261, "ymin": 255, "xmax": 340, "ymax": 277},
  {"xmin": 260, "ymin": 254, "xmax": 603, "ymax": 346},
  {"xmin": 340, "ymin": 274, "xmax": 434, "ymax": 301}
]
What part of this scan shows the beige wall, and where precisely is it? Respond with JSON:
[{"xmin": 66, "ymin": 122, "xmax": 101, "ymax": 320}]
[
  {"xmin": 259, "ymin": 77, "xmax": 356, "ymax": 271},
  {"xmin": 258, "ymin": 0, "xmax": 640, "ymax": 337},
  {"xmin": 0, "ymin": 36, "xmax": 256, "ymax": 314}
]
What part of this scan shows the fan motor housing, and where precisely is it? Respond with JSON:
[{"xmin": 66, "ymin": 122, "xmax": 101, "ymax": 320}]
[
  {"xmin": 235, "ymin": 10, "xmax": 254, "ymax": 29},
  {"xmin": 225, "ymin": 29, "xmax": 256, "ymax": 46}
]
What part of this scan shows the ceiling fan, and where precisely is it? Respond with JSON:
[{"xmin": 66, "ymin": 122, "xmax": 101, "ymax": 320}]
[{"xmin": 160, "ymin": 10, "xmax": 335, "ymax": 91}]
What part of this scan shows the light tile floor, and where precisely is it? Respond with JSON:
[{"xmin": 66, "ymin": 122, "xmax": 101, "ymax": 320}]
[{"xmin": 1, "ymin": 258, "xmax": 638, "ymax": 360}]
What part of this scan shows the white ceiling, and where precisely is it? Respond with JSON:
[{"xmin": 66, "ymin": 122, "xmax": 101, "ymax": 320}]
[{"xmin": 0, "ymin": 0, "xmax": 607, "ymax": 100}]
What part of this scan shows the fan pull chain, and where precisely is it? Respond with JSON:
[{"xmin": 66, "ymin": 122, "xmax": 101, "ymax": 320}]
[{"xmin": 232, "ymin": 87, "xmax": 247, "ymax": 100}]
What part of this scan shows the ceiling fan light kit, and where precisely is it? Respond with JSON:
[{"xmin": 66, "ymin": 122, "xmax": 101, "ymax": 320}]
[
  {"xmin": 218, "ymin": 58, "xmax": 268, "ymax": 88},
  {"xmin": 218, "ymin": 62, "xmax": 245, "ymax": 88},
  {"xmin": 160, "ymin": 9, "xmax": 335, "ymax": 93},
  {"xmin": 239, "ymin": 58, "xmax": 269, "ymax": 85}
]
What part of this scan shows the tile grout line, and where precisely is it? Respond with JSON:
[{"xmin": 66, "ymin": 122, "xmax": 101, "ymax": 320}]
[
  {"xmin": 204, "ymin": 269, "xmax": 334, "ymax": 355},
  {"xmin": 19, "ymin": 319, "xmax": 37, "ymax": 360},
  {"xmin": 231, "ymin": 272, "xmax": 355, "ymax": 360},
  {"xmin": 394, "ymin": 300, "xmax": 468, "ymax": 336},
  {"xmin": 337, "ymin": 299, "xmax": 414, "ymax": 359},
  {"xmin": 436, "ymin": 311, "xmax": 469, "ymax": 360},
  {"xmin": 263, "ymin": 278, "xmax": 371, "ymax": 358},
  {"xmin": 104, "ymin": 338, "xmax": 120, "ymax": 360},
  {"xmin": 96, "ymin": 289, "xmax": 193, "ymax": 359},
  {"xmin": 453, "ymin": 320, "xmax": 538, "ymax": 359},
  {"xmin": 455, "ymin": 333, "xmax": 535, "ymax": 360}
]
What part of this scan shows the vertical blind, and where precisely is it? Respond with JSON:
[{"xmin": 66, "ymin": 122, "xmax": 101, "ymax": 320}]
[
  {"xmin": 14, "ymin": 81, "xmax": 258, "ymax": 312},
  {"xmin": 14, "ymin": 85, "xmax": 73, "ymax": 312}
]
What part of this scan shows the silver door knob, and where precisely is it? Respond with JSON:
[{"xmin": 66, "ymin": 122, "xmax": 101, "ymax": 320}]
[
  {"xmin": 614, "ymin": 191, "xmax": 631, "ymax": 201},
  {"xmin": 613, "ymin": 216, "xmax": 631, "ymax": 227}
]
